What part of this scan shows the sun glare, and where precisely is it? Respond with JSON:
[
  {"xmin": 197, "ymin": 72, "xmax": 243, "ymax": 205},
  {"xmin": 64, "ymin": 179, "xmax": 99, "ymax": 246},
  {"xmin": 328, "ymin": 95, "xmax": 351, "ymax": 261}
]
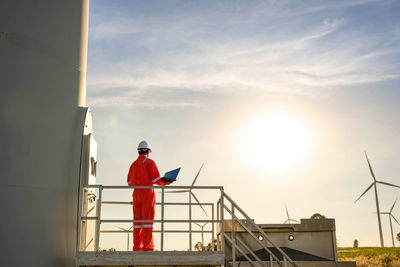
[{"xmin": 239, "ymin": 111, "xmax": 312, "ymax": 172}]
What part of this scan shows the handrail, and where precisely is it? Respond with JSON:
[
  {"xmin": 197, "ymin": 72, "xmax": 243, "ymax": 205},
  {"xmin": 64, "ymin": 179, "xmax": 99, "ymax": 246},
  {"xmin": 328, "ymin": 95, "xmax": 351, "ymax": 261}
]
[
  {"xmin": 235, "ymin": 234, "xmax": 264, "ymax": 266},
  {"xmin": 101, "ymin": 201, "xmax": 214, "ymax": 206},
  {"xmin": 224, "ymin": 204, "xmax": 280, "ymax": 262},
  {"xmin": 91, "ymin": 219, "xmax": 220, "ymax": 223},
  {"xmin": 101, "ymin": 230, "xmax": 213, "ymax": 233},
  {"xmin": 221, "ymin": 192, "xmax": 297, "ymax": 267},
  {"xmin": 224, "ymin": 233, "xmax": 258, "ymax": 267},
  {"xmin": 85, "ymin": 185, "xmax": 223, "ymax": 189},
  {"xmin": 78, "ymin": 184, "xmax": 221, "ymax": 252}
]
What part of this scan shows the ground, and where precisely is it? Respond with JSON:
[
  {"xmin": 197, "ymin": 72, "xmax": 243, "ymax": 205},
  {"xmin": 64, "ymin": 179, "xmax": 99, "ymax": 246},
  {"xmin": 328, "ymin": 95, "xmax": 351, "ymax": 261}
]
[{"xmin": 338, "ymin": 247, "xmax": 400, "ymax": 267}]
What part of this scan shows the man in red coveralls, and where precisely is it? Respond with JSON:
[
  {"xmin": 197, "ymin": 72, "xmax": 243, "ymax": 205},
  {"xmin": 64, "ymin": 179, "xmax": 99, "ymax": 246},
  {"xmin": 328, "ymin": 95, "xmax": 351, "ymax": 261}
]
[{"xmin": 127, "ymin": 140, "xmax": 169, "ymax": 251}]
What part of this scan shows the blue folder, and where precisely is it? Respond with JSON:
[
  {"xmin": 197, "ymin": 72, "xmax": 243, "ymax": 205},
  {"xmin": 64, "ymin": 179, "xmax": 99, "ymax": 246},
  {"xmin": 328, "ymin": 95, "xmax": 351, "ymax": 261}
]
[{"xmin": 162, "ymin": 168, "xmax": 180, "ymax": 183}]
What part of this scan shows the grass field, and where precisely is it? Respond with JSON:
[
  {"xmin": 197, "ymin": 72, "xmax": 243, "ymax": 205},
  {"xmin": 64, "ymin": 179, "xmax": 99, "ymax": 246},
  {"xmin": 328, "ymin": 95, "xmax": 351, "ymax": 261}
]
[{"xmin": 338, "ymin": 247, "xmax": 400, "ymax": 267}]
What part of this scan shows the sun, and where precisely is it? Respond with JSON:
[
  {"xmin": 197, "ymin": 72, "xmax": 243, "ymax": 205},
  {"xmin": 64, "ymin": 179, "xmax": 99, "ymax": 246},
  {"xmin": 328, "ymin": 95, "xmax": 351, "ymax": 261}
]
[{"xmin": 238, "ymin": 111, "xmax": 312, "ymax": 172}]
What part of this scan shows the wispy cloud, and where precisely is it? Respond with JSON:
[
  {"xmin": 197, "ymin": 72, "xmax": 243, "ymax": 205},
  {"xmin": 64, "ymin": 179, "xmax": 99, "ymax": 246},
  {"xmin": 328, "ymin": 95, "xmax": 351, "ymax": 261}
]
[{"xmin": 87, "ymin": 0, "xmax": 400, "ymax": 107}]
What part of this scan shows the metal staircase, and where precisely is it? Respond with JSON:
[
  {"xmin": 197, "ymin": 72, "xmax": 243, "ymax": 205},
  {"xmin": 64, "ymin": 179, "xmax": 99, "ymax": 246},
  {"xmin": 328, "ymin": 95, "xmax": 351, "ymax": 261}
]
[{"xmin": 220, "ymin": 192, "xmax": 296, "ymax": 267}]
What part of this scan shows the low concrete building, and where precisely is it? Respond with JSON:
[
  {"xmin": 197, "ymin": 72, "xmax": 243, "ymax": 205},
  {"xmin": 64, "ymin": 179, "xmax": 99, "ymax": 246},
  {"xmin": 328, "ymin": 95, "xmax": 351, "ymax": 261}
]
[{"xmin": 221, "ymin": 218, "xmax": 355, "ymax": 266}]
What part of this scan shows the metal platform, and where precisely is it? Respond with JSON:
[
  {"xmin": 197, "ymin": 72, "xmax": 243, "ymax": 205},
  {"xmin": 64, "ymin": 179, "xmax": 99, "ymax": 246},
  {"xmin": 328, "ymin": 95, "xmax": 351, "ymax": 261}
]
[
  {"xmin": 76, "ymin": 251, "xmax": 225, "ymax": 267},
  {"xmin": 77, "ymin": 185, "xmax": 356, "ymax": 267}
]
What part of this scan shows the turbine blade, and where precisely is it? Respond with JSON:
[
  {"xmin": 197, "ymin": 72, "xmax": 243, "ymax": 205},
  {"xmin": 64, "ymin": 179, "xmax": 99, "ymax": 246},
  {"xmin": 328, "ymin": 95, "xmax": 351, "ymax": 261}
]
[
  {"xmin": 391, "ymin": 214, "xmax": 400, "ymax": 226},
  {"xmin": 285, "ymin": 203, "xmax": 290, "ymax": 220},
  {"xmin": 292, "ymin": 219, "xmax": 300, "ymax": 223},
  {"xmin": 283, "ymin": 219, "xmax": 289, "ymax": 224},
  {"xmin": 354, "ymin": 183, "xmax": 374, "ymax": 203},
  {"xmin": 390, "ymin": 198, "xmax": 398, "ymax": 213},
  {"xmin": 116, "ymin": 226, "xmax": 127, "ymax": 231},
  {"xmin": 190, "ymin": 191, "xmax": 208, "ymax": 216},
  {"xmin": 191, "ymin": 163, "xmax": 204, "ymax": 186},
  {"xmin": 364, "ymin": 151, "xmax": 376, "ymax": 181},
  {"xmin": 194, "ymin": 222, "xmax": 202, "ymax": 228},
  {"xmin": 376, "ymin": 181, "xmax": 400, "ymax": 189}
]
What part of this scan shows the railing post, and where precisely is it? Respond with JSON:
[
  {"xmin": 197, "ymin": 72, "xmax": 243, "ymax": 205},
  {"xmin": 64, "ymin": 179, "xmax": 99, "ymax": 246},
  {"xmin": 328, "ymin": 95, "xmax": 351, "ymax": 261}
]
[
  {"xmin": 232, "ymin": 205, "xmax": 236, "ymax": 267},
  {"xmin": 189, "ymin": 191, "xmax": 192, "ymax": 251},
  {"xmin": 95, "ymin": 185, "xmax": 103, "ymax": 251},
  {"xmin": 270, "ymin": 254, "xmax": 273, "ymax": 267},
  {"xmin": 127, "ymin": 227, "xmax": 130, "ymax": 251},
  {"xmin": 220, "ymin": 189, "xmax": 225, "ymax": 255},
  {"xmin": 217, "ymin": 199, "xmax": 221, "ymax": 251},
  {"xmin": 161, "ymin": 187, "xmax": 165, "ymax": 251},
  {"xmin": 212, "ymin": 203, "xmax": 215, "ymax": 251}
]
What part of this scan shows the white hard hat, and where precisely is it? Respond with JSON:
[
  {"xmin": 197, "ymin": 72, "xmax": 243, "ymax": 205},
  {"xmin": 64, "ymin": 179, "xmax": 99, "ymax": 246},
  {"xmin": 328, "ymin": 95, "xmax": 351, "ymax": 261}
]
[{"xmin": 137, "ymin": 140, "xmax": 152, "ymax": 151}]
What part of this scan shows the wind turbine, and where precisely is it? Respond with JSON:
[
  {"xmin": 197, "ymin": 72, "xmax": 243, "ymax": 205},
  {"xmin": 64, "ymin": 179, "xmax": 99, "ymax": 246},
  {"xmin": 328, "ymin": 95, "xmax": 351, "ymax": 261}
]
[
  {"xmin": 378, "ymin": 199, "xmax": 400, "ymax": 247},
  {"xmin": 283, "ymin": 203, "xmax": 299, "ymax": 224},
  {"xmin": 194, "ymin": 222, "xmax": 209, "ymax": 247},
  {"xmin": 116, "ymin": 225, "xmax": 133, "ymax": 251},
  {"xmin": 354, "ymin": 152, "xmax": 400, "ymax": 248},
  {"xmin": 165, "ymin": 163, "xmax": 208, "ymax": 216}
]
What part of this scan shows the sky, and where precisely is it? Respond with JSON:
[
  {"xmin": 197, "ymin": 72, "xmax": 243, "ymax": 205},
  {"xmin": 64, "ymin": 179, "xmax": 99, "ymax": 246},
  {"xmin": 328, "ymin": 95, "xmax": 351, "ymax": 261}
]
[{"xmin": 86, "ymin": 0, "xmax": 400, "ymax": 250}]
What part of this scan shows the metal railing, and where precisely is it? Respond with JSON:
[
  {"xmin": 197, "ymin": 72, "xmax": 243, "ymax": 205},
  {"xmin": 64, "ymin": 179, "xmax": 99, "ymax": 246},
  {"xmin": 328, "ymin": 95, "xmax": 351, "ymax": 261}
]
[
  {"xmin": 77, "ymin": 185, "xmax": 297, "ymax": 267},
  {"xmin": 78, "ymin": 185, "xmax": 223, "ymax": 252}
]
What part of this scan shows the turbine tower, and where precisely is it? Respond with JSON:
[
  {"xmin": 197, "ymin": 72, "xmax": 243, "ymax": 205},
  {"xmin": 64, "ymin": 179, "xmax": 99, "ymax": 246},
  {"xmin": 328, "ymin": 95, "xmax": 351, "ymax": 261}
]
[
  {"xmin": 165, "ymin": 163, "xmax": 208, "ymax": 216},
  {"xmin": 378, "ymin": 199, "xmax": 400, "ymax": 247},
  {"xmin": 355, "ymin": 152, "xmax": 400, "ymax": 247},
  {"xmin": 283, "ymin": 203, "xmax": 299, "ymax": 224},
  {"xmin": 0, "ymin": 1, "xmax": 90, "ymax": 265}
]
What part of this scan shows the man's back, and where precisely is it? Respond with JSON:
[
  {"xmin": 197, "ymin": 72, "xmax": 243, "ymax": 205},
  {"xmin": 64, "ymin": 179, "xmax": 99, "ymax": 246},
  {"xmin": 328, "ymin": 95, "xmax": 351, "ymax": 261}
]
[{"xmin": 127, "ymin": 155, "xmax": 160, "ymax": 186}]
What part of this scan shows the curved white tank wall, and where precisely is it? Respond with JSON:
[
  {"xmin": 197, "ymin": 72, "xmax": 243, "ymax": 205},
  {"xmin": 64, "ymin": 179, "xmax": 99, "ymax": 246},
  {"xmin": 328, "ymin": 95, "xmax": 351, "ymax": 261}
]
[{"xmin": 0, "ymin": 1, "xmax": 89, "ymax": 266}]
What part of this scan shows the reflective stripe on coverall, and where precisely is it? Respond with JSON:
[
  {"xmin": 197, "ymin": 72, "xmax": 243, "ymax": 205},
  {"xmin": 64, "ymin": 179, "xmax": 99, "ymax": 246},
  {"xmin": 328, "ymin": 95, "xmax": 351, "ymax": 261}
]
[{"xmin": 127, "ymin": 154, "xmax": 166, "ymax": 251}]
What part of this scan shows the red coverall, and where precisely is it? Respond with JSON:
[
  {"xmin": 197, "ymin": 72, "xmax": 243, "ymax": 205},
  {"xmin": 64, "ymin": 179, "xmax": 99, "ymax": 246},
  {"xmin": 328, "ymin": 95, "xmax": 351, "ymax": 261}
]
[{"xmin": 127, "ymin": 154, "xmax": 166, "ymax": 251}]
